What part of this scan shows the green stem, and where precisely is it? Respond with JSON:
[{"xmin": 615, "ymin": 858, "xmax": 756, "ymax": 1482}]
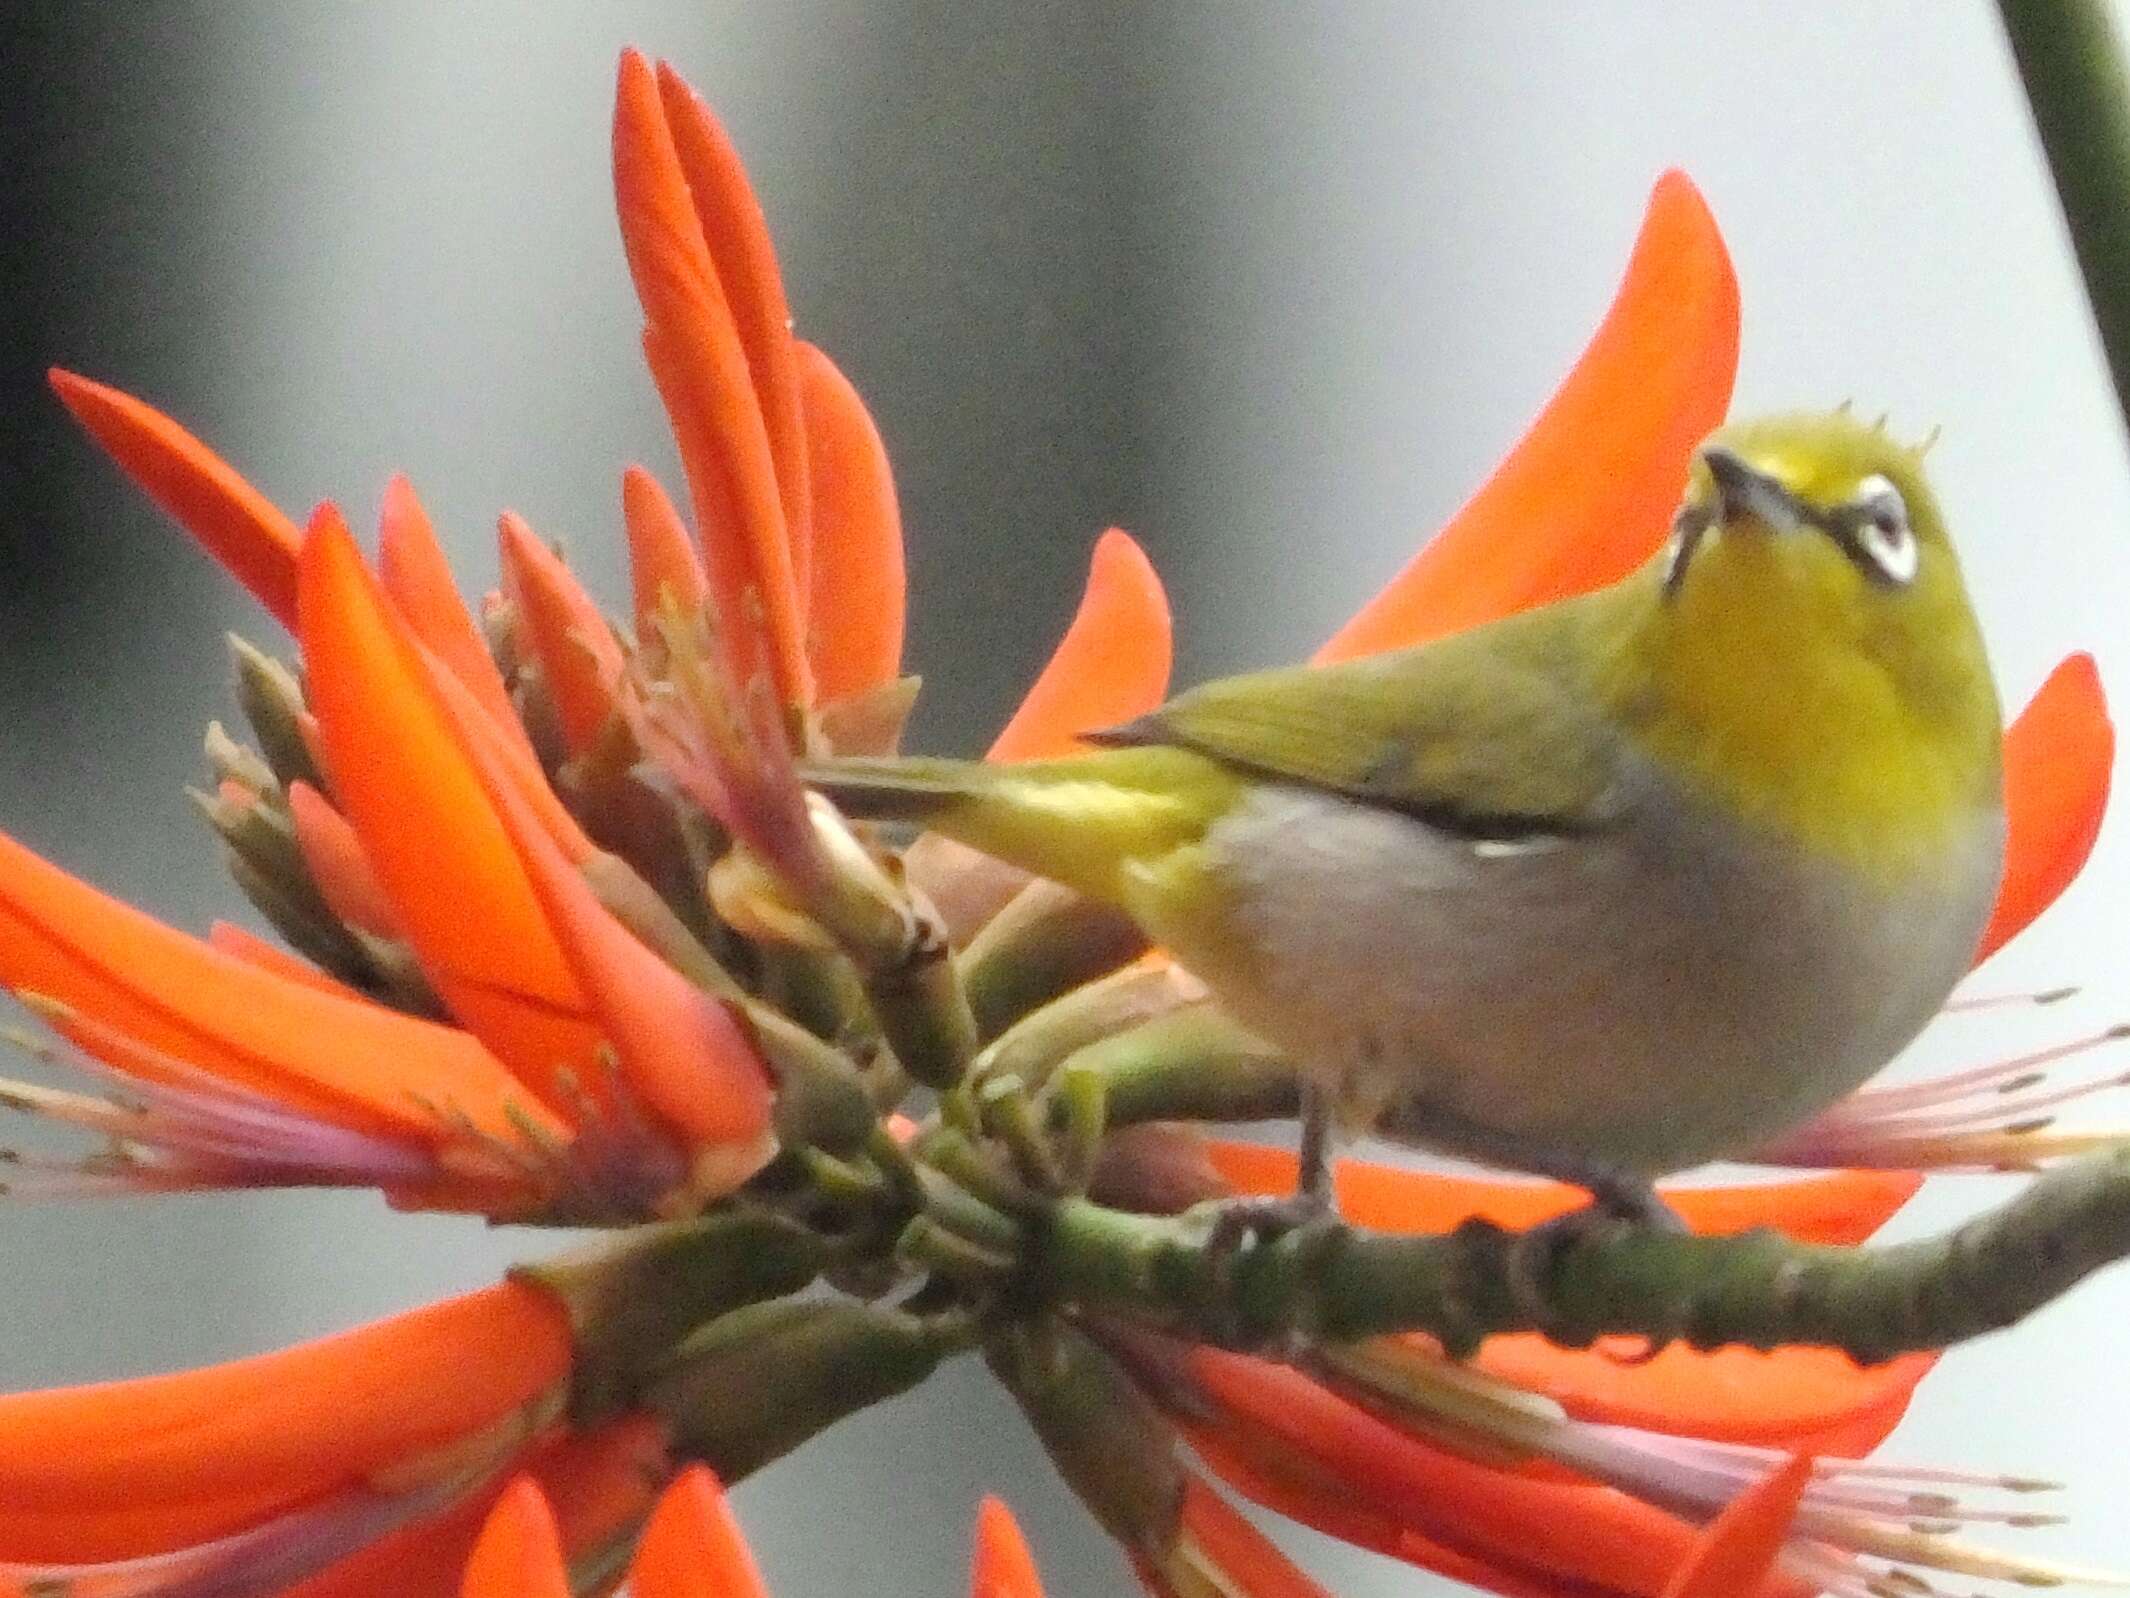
[
  {"xmin": 1039, "ymin": 1147, "xmax": 2130, "ymax": 1362},
  {"xmin": 2001, "ymin": 0, "xmax": 2130, "ymax": 431}
]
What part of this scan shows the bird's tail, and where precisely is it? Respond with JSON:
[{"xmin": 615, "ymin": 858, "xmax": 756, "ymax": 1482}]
[
  {"xmin": 800, "ymin": 755, "xmax": 1001, "ymax": 825},
  {"xmin": 802, "ymin": 748, "xmax": 1227, "ymax": 907}
]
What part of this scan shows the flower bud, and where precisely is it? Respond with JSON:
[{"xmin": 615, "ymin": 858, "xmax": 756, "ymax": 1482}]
[{"xmin": 649, "ymin": 1299, "xmax": 958, "ymax": 1481}]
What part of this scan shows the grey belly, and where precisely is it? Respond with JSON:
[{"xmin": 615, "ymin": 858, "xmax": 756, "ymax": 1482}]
[{"xmin": 1159, "ymin": 780, "xmax": 2002, "ymax": 1176}]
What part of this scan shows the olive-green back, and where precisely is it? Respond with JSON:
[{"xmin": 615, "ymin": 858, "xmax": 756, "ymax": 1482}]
[{"xmin": 1093, "ymin": 594, "xmax": 1629, "ymax": 838}]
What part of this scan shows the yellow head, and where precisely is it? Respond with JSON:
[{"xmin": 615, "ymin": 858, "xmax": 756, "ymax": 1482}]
[{"xmin": 1598, "ymin": 410, "xmax": 2002, "ymax": 875}]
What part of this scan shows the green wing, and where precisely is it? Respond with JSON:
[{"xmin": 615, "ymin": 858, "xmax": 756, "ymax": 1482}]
[{"xmin": 1091, "ymin": 602, "xmax": 1631, "ymax": 837}]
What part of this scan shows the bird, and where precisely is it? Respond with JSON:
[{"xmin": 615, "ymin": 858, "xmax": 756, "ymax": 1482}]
[{"xmin": 808, "ymin": 412, "xmax": 2005, "ymax": 1230}]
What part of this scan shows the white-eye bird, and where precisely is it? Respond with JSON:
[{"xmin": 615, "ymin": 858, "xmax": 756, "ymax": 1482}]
[{"xmin": 811, "ymin": 413, "xmax": 2005, "ymax": 1225}]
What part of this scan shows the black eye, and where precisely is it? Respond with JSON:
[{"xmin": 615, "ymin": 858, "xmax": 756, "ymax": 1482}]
[{"xmin": 1849, "ymin": 474, "xmax": 1917, "ymax": 585}]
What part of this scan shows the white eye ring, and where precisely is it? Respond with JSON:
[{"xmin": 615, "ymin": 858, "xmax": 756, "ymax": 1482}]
[{"xmin": 1852, "ymin": 473, "xmax": 1918, "ymax": 585}]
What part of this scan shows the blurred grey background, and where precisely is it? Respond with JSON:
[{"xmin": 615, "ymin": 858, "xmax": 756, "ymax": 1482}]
[{"xmin": 5, "ymin": 3, "xmax": 2130, "ymax": 1593}]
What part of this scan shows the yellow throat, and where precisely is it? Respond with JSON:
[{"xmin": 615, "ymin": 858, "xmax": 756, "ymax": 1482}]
[{"xmin": 1590, "ymin": 412, "xmax": 2002, "ymax": 883}]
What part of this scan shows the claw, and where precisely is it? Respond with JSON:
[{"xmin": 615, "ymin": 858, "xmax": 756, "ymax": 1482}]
[
  {"xmin": 1505, "ymin": 1178, "xmax": 1686, "ymax": 1342},
  {"xmin": 1201, "ymin": 1187, "xmax": 1337, "ymax": 1266},
  {"xmin": 1194, "ymin": 1187, "xmax": 1343, "ymax": 1358}
]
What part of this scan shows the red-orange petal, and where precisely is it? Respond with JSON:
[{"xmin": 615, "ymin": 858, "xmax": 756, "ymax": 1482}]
[
  {"xmin": 1471, "ymin": 1338, "xmax": 1933, "ymax": 1453},
  {"xmin": 630, "ymin": 1466, "xmax": 768, "ymax": 1598},
  {"xmin": 378, "ymin": 474, "xmax": 525, "ymax": 740},
  {"xmin": 1185, "ymin": 1426, "xmax": 1580, "ymax": 1598},
  {"xmin": 970, "ymin": 1497, "xmax": 1045, "ymax": 1598},
  {"xmin": 0, "ymin": 1283, "xmax": 570, "ymax": 1560},
  {"xmin": 1977, "ymin": 652, "xmax": 2113, "ymax": 962},
  {"xmin": 298, "ymin": 506, "xmax": 606, "ymax": 1120},
  {"xmin": 1187, "ymin": 1350, "xmax": 1803, "ymax": 1598},
  {"xmin": 459, "ymin": 1479, "xmax": 570, "ymax": 1598},
  {"xmin": 1316, "ymin": 172, "xmax": 1738, "ymax": 662},
  {"xmin": 0, "ymin": 824, "xmax": 545, "ymax": 1148},
  {"xmin": 0, "ymin": 1485, "xmax": 320, "ymax": 1571},
  {"xmin": 1658, "ymin": 1455, "xmax": 1812, "ymax": 1598},
  {"xmin": 654, "ymin": 60, "xmax": 813, "ymax": 605},
  {"xmin": 465, "ymin": 725, "xmax": 774, "ymax": 1173},
  {"xmin": 205, "ymin": 921, "xmax": 362, "ymax": 997},
  {"xmin": 1202, "ymin": 1142, "xmax": 1918, "ymax": 1243},
  {"xmin": 613, "ymin": 50, "xmax": 809, "ymax": 710},
  {"xmin": 1156, "ymin": 1478, "xmax": 1333, "ymax": 1598},
  {"xmin": 49, "ymin": 369, "xmax": 304, "ymax": 626},
  {"xmin": 284, "ymin": 1415, "xmax": 671, "ymax": 1598},
  {"xmin": 988, "ymin": 530, "xmax": 1173, "ymax": 761},
  {"xmin": 797, "ymin": 341, "xmax": 905, "ymax": 704},
  {"xmin": 428, "ymin": 654, "xmax": 602, "ymax": 869},
  {"xmin": 624, "ymin": 464, "xmax": 711, "ymax": 628},
  {"xmin": 638, "ymin": 326, "xmax": 769, "ymax": 693},
  {"xmin": 498, "ymin": 512, "xmax": 627, "ymax": 757},
  {"xmin": 287, "ymin": 780, "xmax": 401, "ymax": 940}
]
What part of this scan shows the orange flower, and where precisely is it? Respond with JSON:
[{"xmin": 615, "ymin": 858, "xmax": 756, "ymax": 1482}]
[
  {"xmin": 1658, "ymin": 1456, "xmax": 1815, "ymax": 1598},
  {"xmin": 458, "ymin": 1473, "xmax": 1054, "ymax": 1598},
  {"xmin": 284, "ymin": 1416, "xmax": 671, "ymax": 1598},
  {"xmin": 4, "ymin": 43, "xmax": 2120, "ymax": 1598},
  {"xmin": 0, "ymin": 1284, "xmax": 578, "ymax": 1585},
  {"xmin": 970, "ymin": 1496, "xmax": 1048, "ymax": 1598}
]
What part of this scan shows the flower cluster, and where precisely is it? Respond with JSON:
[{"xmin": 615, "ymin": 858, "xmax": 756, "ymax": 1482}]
[{"xmin": 1, "ymin": 47, "xmax": 2122, "ymax": 1598}]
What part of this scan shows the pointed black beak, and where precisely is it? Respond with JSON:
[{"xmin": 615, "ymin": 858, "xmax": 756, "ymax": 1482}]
[{"xmin": 1699, "ymin": 447, "xmax": 1801, "ymax": 531}]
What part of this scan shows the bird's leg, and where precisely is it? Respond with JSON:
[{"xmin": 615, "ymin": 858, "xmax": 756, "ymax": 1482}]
[
  {"xmin": 1294, "ymin": 1076, "xmax": 1336, "ymax": 1209},
  {"xmin": 1201, "ymin": 1077, "xmax": 1340, "ymax": 1259}
]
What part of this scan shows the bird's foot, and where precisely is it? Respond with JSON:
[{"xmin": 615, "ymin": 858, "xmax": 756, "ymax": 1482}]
[
  {"xmin": 1192, "ymin": 1187, "xmax": 1343, "ymax": 1358},
  {"xmin": 1506, "ymin": 1175, "xmax": 1687, "ymax": 1344},
  {"xmin": 1194, "ymin": 1076, "xmax": 1342, "ymax": 1277},
  {"xmin": 1199, "ymin": 1186, "xmax": 1339, "ymax": 1265}
]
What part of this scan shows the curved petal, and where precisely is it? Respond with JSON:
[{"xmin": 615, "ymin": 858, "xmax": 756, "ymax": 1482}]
[
  {"xmin": 1658, "ymin": 1456, "xmax": 1812, "ymax": 1598},
  {"xmin": 1977, "ymin": 653, "xmax": 2112, "ymax": 962},
  {"xmin": 1187, "ymin": 1350, "xmax": 1809, "ymax": 1598},
  {"xmin": 1317, "ymin": 172, "xmax": 1739, "ymax": 662},
  {"xmin": 970, "ymin": 1498, "xmax": 1044, "ymax": 1598},
  {"xmin": 0, "ymin": 1483, "xmax": 319, "ymax": 1575},
  {"xmin": 654, "ymin": 60, "xmax": 813, "ymax": 603},
  {"xmin": 0, "ymin": 824, "xmax": 545, "ymax": 1147},
  {"xmin": 464, "ymin": 725, "xmax": 774, "ymax": 1177},
  {"xmin": 798, "ymin": 341, "xmax": 906, "ymax": 704},
  {"xmin": 1201, "ymin": 1142, "xmax": 1919, "ymax": 1242},
  {"xmin": 624, "ymin": 464, "xmax": 711, "ymax": 628},
  {"xmin": 205, "ymin": 922, "xmax": 361, "ymax": 997},
  {"xmin": 1149, "ymin": 1477, "xmax": 1334, "ymax": 1598},
  {"xmin": 988, "ymin": 530, "xmax": 1173, "ymax": 761},
  {"xmin": 287, "ymin": 780, "xmax": 401, "ymax": 940},
  {"xmin": 1470, "ymin": 1339, "xmax": 1933, "ymax": 1453},
  {"xmin": 0, "ymin": 1284, "xmax": 569, "ymax": 1559},
  {"xmin": 630, "ymin": 1467, "xmax": 767, "ymax": 1598},
  {"xmin": 283, "ymin": 1416, "xmax": 670, "ymax": 1598},
  {"xmin": 458, "ymin": 1479, "xmax": 569, "ymax": 1598},
  {"xmin": 1186, "ymin": 1428, "xmax": 1581, "ymax": 1598},
  {"xmin": 378, "ymin": 474, "xmax": 523, "ymax": 740},
  {"xmin": 48, "ymin": 369, "xmax": 304, "ymax": 626},
  {"xmin": 613, "ymin": 50, "xmax": 809, "ymax": 710},
  {"xmin": 299, "ymin": 508, "xmax": 607, "ymax": 1120},
  {"xmin": 427, "ymin": 651, "xmax": 602, "ymax": 869},
  {"xmin": 498, "ymin": 512, "xmax": 627, "ymax": 757}
]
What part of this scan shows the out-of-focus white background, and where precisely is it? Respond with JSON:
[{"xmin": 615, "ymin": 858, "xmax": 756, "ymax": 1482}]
[{"xmin": 3, "ymin": 4, "xmax": 2127, "ymax": 1593}]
